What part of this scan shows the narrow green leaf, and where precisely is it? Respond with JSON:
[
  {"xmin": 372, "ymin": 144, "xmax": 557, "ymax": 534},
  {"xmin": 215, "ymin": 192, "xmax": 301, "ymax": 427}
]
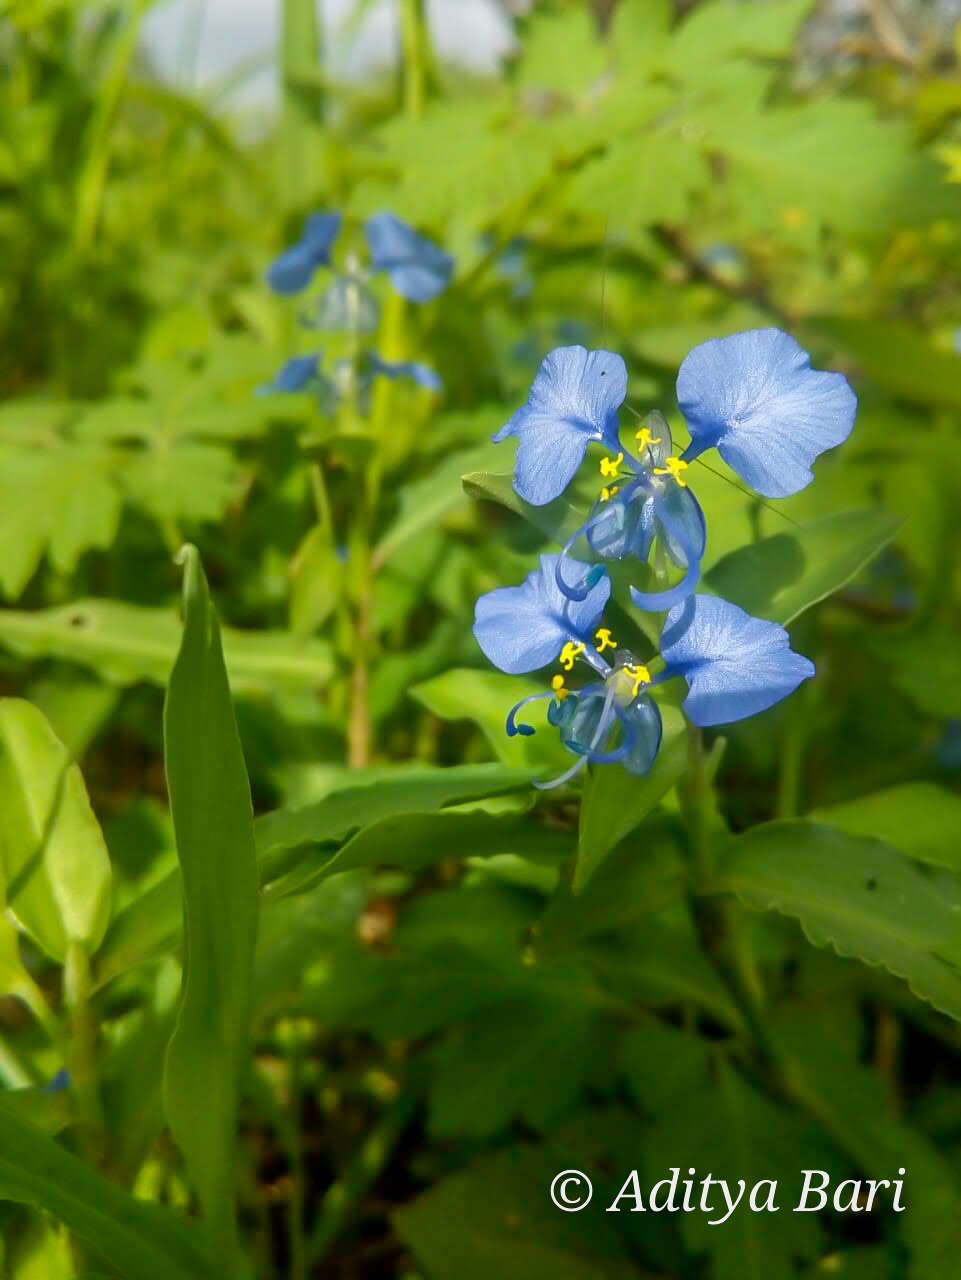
[
  {"xmin": 0, "ymin": 1107, "xmax": 217, "ymax": 1280},
  {"xmin": 575, "ymin": 706, "xmax": 685, "ymax": 892},
  {"xmin": 703, "ymin": 508, "xmax": 903, "ymax": 624},
  {"xmin": 97, "ymin": 764, "xmax": 533, "ymax": 986},
  {"xmin": 0, "ymin": 699, "xmax": 111, "ymax": 961},
  {"xmin": 717, "ymin": 820, "xmax": 961, "ymax": 1019},
  {"xmin": 162, "ymin": 546, "xmax": 259, "ymax": 1259},
  {"xmin": 0, "ymin": 599, "xmax": 334, "ymax": 693},
  {"xmin": 266, "ymin": 809, "xmax": 572, "ymax": 897}
]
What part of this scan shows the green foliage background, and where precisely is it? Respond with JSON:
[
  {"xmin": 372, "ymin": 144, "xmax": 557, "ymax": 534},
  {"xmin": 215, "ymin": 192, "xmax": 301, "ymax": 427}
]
[{"xmin": 1, "ymin": 0, "xmax": 961, "ymax": 1276}]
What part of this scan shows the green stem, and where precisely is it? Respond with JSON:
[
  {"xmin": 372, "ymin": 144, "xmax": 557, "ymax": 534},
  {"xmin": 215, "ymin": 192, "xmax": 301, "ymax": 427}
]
[
  {"xmin": 0, "ymin": 1032, "xmax": 34, "ymax": 1089},
  {"xmin": 400, "ymin": 0, "xmax": 429, "ymax": 117},
  {"xmin": 63, "ymin": 942, "xmax": 104, "ymax": 1158},
  {"xmin": 776, "ymin": 681, "xmax": 809, "ymax": 819},
  {"xmin": 280, "ymin": 0, "xmax": 324, "ymax": 209}
]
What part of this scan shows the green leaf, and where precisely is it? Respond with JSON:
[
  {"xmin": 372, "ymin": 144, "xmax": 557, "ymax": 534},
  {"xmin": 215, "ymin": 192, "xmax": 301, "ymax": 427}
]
[
  {"xmin": 0, "ymin": 599, "xmax": 334, "ymax": 694},
  {"xmin": 255, "ymin": 763, "xmax": 536, "ymax": 863},
  {"xmin": 461, "ymin": 471, "xmax": 585, "ymax": 545},
  {"xmin": 703, "ymin": 509, "xmax": 903, "ymax": 624},
  {"xmin": 0, "ymin": 1106, "xmax": 217, "ymax": 1280},
  {"xmin": 409, "ymin": 667, "xmax": 569, "ymax": 769},
  {"xmin": 268, "ymin": 809, "xmax": 572, "ymax": 897},
  {"xmin": 575, "ymin": 705, "xmax": 685, "ymax": 891},
  {"xmin": 0, "ymin": 699, "xmax": 112, "ymax": 961},
  {"xmin": 814, "ymin": 317, "xmax": 961, "ymax": 409},
  {"xmin": 374, "ymin": 439, "xmax": 504, "ymax": 568},
  {"xmin": 394, "ymin": 1146, "xmax": 638, "ymax": 1280},
  {"xmin": 812, "ymin": 784, "xmax": 961, "ymax": 873},
  {"xmin": 716, "ymin": 821, "xmax": 961, "ymax": 1019},
  {"xmin": 97, "ymin": 764, "xmax": 533, "ymax": 985},
  {"xmin": 162, "ymin": 546, "xmax": 259, "ymax": 1258},
  {"xmin": 289, "ymin": 523, "xmax": 341, "ymax": 639}
]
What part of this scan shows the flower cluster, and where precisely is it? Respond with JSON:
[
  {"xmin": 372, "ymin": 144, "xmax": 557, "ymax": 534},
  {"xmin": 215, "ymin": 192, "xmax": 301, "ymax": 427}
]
[
  {"xmin": 260, "ymin": 210, "xmax": 453, "ymax": 399},
  {"xmin": 474, "ymin": 329, "xmax": 857, "ymax": 788}
]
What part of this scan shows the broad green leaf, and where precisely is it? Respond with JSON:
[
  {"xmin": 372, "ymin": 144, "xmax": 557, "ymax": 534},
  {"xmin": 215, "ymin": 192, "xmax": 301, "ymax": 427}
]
[
  {"xmin": 812, "ymin": 784, "xmax": 961, "ymax": 872},
  {"xmin": 575, "ymin": 705, "xmax": 685, "ymax": 891},
  {"xmin": 883, "ymin": 628, "xmax": 961, "ymax": 720},
  {"xmin": 0, "ymin": 699, "xmax": 111, "ymax": 961},
  {"xmin": 0, "ymin": 599, "xmax": 333, "ymax": 694},
  {"xmin": 394, "ymin": 1146, "xmax": 638, "ymax": 1280},
  {"xmin": 0, "ymin": 1106, "xmax": 217, "ymax": 1280},
  {"xmin": 162, "ymin": 546, "xmax": 259, "ymax": 1259},
  {"xmin": 703, "ymin": 509, "xmax": 903, "ymax": 624},
  {"xmin": 268, "ymin": 809, "xmax": 572, "ymax": 897},
  {"xmin": 643, "ymin": 1059, "xmax": 828, "ymax": 1280},
  {"xmin": 716, "ymin": 821, "xmax": 961, "ymax": 1019}
]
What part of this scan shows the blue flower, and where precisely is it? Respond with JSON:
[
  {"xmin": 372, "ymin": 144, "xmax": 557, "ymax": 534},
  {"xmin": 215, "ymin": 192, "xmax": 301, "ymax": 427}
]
[
  {"xmin": 473, "ymin": 553, "xmax": 610, "ymax": 675},
  {"xmin": 676, "ymin": 328, "xmax": 857, "ymax": 499},
  {"xmin": 552, "ymin": 411, "xmax": 706, "ymax": 609},
  {"xmin": 257, "ymin": 352, "xmax": 321, "ymax": 394},
  {"xmin": 365, "ymin": 212, "xmax": 454, "ymax": 302},
  {"xmin": 267, "ymin": 212, "xmax": 342, "ymax": 295},
  {"xmin": 368, "ymin": 352, "xmax": 442, "ymax": 391},
  {"xmin": 660, "ymin": 594, "xmax": 815, "ymax": 726},
  {"xmin": 493, "ymin": 346, "xmax": 628, "ymax": 507}
]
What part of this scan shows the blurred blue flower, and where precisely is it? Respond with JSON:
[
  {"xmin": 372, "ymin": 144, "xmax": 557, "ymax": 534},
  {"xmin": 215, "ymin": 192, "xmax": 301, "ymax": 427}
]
[
  {"xmin": 306, "ymin": 274, "xmax": 380, "ymax": 334},
  {"xmin": 676, "ymin": 328, "xmax": 857, "ymax": 498},
  {"xmin": 267, "ymin": 212, "xmax": 342, "ymax": 295},
  {"xmin": 473, "ymin": 553, "xmax": 610, "ymax": 676},
  {"xmin": 257, "ymin": 352, "xmax": 321, "ymax": 394},
  {"xmin": 365, "ymin": 212, "xmax": 454, "ymax": 302},
  {"xmin": 43, "ymin": 1068, "xmax": 71, "ymax": 1093},
  {"xmin": 660, "ymin": 594, "xmax": 815, "ymax": 725},
  {"xmin": 368, "ymin": 352, "xmax": 443, "ymax": 391},
  {"xmin": 493, "ymin": 345, "xmax": 628, "ymax": 507}
]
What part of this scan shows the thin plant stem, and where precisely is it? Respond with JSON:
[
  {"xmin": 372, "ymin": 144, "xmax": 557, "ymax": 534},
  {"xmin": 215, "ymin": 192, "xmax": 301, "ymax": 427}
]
[
  {"xmin": 776, "ymin": 680, "xmax": 809, "ymax": 819},
  {"xmin": 400, "ymin": 0, "xmax": 429, "ymax": 117},
  {"xmin": 64, "ymin": 941, "xmax": 104, "ymax": 1161}
]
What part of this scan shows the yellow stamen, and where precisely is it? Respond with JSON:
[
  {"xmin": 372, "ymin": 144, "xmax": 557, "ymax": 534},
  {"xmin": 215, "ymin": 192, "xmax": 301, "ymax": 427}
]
[
  {"xmin": 595, "ymin": 628, "xmax": 617, "ymax": 652},
  {"xmin": 599, "ymin": 451, "xmax": 624, "ymax": 479},
  {"xmin": 626, "ymin": 664, "xmax": 651, "ymax": 698},
  {"xmin": 551, "ymin": 674, "xmax": 569, "ymax": 701},
  {"xmin": 559, "ymin": 641, "xmax": 585, "ymax": 671},
  {"xmin": 600, "ymin": 483, "xmax": 621, "ymax": 502},
  {"xmin": 653, "ymin": 455, "xmax": 689, "ymax": 487},
  {"xmin": 635, "ymin": 426, "xmax": 662, "ymax": 450}
]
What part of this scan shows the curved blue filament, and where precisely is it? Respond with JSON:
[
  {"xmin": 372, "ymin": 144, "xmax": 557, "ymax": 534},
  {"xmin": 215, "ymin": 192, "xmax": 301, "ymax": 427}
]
[{"xmin": 506, "ymin": 692, "xmax": 554, "ymax": 737}]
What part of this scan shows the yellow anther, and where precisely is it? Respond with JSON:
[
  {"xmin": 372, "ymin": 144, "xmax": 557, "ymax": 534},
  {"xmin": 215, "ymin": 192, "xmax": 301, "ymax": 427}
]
[
  {"xmin": 551, "ymin": 674, "xmax": 569, "ymax": 701},
  {"xmin": 599, "ymin": 451, "xmax": 624, "ymax": 479},
  {"xmin": 595, "ymin": 628, "xmax": 617, "ymax": 652},
  {"xmin": 600, "ymin": 483, "xmax": 621, "ymax": 502},
  {"xmin": 635, "ymin": 426, "xmax": 662, "ymax": 450},
  {"xmin": 559, "ymin": 641, "xmax": 585, "ymax": 671},
  {"xmin": 653, "ymin": 455, "xmax": 689, "ymax": 487},
  {"xmin": 626, "ymin": 664, "xmax": 651, "ymax": 698}
]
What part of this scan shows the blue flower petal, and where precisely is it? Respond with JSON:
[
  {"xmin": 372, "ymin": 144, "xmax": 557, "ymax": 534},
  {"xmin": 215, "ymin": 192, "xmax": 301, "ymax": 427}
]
[
  {"xmin": 660, "ymin": 594, "xmax": 815, "ymax": 726},
  {"xmin": 473, "ymin": 553, "xmax": 610, "ymax": 674},
  {"xmin": 620, "ymin": 696, "xmax": 663, "ymax": 775},
  {"xmin": 628, "ymin": 485, "xmax": 705, "ymax": 611},
  {"xmin": 365, "ymin": 212, "xmax": 454, "ymax": 302},
  {"xmin": 368, "ymin": 352, "xmax": 442, "ymax": 390},
  {"xmin": 257, "ymin": 353, "xmax": 321, "ymax": 394},
  {"xmin": 494, "ymin": 346, "xmax": 628, "ymax": 506},
  {"xmin": 267, "ymin": 212, "xmax": 342, "ymax": 295},
  {"xmin": 676, "ymin": 328, "xmax": 857, "ymax": 498}
]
